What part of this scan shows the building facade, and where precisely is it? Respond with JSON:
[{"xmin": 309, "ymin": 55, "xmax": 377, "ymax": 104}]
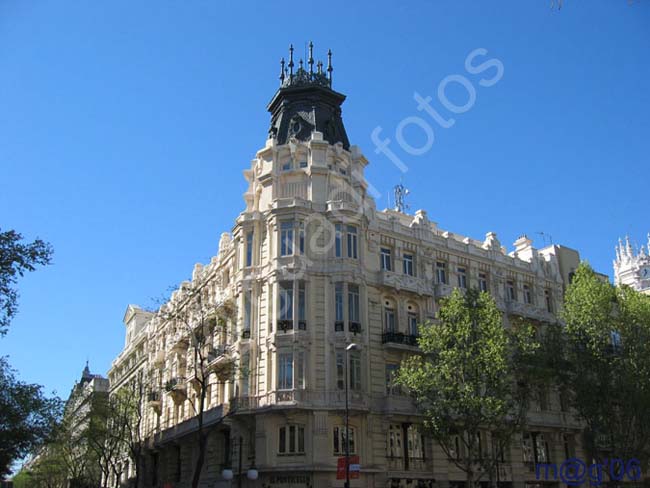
[
  {"xmin": 108, "ymin": 46, "xmax": 586, "ymax": 488},
  {"xmin": 614, "ymin": 235, "xmax": 650, "ymax": 295}
]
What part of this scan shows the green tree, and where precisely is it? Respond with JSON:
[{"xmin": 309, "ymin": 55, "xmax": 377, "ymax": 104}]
[
  {"xmin": 397, "ymin": 289, "xmax": 539, "ymax": 488},
  {"xmin": 0, "ymin": 228, "xmax": 53, "ymax": 336},
  {"xmin": 0, "ymin": 357, "xmax": 63, "ymax": 478},
  {"xmin": 558, "ymin": 263, "xmax": 650, "ymax": 468},
  {"xmin": 158, "ymin": 282, "xmax": 236, "ymax": 488}
]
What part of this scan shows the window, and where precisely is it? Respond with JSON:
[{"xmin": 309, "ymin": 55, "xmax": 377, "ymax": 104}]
[
  {"xmin": 346, "ymin": 225, "xmax": 358, "ymax": 259},
  {"xmin": 298, "ymin": 282, "xmax": 306, "ymax": 330},
  {"xmin": 298, "ymin": 223, "xmax": 305, "ymax": 255},
  {"xmin": 335, "ymin": 224, "xmax": 343, "ymax": 258},
  {"xmin": 276, "ymin": 351, "xmax": 304, "ymax": 390},
  {"xmin": 245, "ymin": 231, "xmax": 254, "ymax": 267},
  {"xmin": 506, "ymin": 280, "xmax": 516, "ymax": 301},
  {"xmin": 350, "ymin": 350, "xmax": 362, "ymax": 391},
  {"xmin": 278, "ymin": 281, "xmax": 306, "ymax": 331},
  {"xmin": 457, "ymin": 267, "xmax": 467, "ymax": 289},
  {"xmin": 333, "ymin": 426, "xmax": 356, "ymax": 455},
  {"xmin": 449, "ymin": 435, "xmax": 461, "ymax": 460},
  {"xmin": 545, "ymin": 289, "xmax": 553, "ymax": 312},
  {"xmin": 387, "ymin": 424, "xmax": 403, "ymax": 458},
  {"xmin": 407, "ymin": 425, "xmax": 425, "ymax": 460},
  {"xmin": 280, "ymin": 221, "xmax": 294, "ymax": 256},
  {"xmin": 279, "ymin": 282, "xmax": 293, "ymax": 323},
  {"xmin": 384, "ymin": 306, "xmax": 396, "ymax": 333},
  {"xmin": 563, "ymin": 434, "xmax": 574, "ymax": 460},
  {"xmin": 522, "ymin": 432, "xmax": 550, "ymax": 464},
  {"xmin": 334, "ymin": 283, "xmax": 344, "ymax": 331},
  {"xmin": 385, "ymin": 364, "xmax": 400, "ymax": 394},
  {"xmin": 244, "ymin": 290, "xmax": 252, "ymax": 334},
  {"xmin": 240, "ymin": 352, "xmax": 250, "ymax": 396},
  {"xmin": 336, "ymin": 352, "xmax": 345, "ymax": 390},
  {"xmin": 281, "ymin": 160, "xmax": 292, "ymax": 171},
  {"xmin": 403, "ymin": 253, "xmax": 414, "ymax": 276},
  {"xmin": 348, "ymin": 284, "xmax": 360, "ymax": 326},
  {"xmin": 279, "ymin": 425, "xmax": 305, "ymax": 454},
  {"xmin": 296, "ymin": 351, "xmax": 305, "ymax": 389},
  {"xmin": 436, "ymin": 261, "xmax": 447, "ymax": 284},
  {"xmin": 299, "ymin": 160, "xmax": 308, "ymax": 168},
  {"xmin": 523, "ymin": 284, "xmax": 532, "ymax": 304},
  {"xmin": 478, "ymin": 272, "xmax": 488, "ymax": 292},
  {"xmin": 278, "ymin": 353, "xmax": 293, "ymax": 390},
  {"xmin": 407, "ymin": 312, "xmax": 418, "ymax": 336},
  {"xmin": 380, "ymin": 247, "xmax": 392, "ymax": 271}
]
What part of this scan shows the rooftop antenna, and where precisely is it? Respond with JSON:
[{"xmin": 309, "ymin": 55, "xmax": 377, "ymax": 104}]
[
  {"xmin": 536, "ymin": 231, "xmax": 553, "ymax": 246},
  {"xmin": 393, "ymin": 183, "xmax": 410, "ymax": 213}
]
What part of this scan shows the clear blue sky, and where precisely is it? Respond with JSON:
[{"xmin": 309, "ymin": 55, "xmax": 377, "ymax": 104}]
[{"xmin": 1, "ymin": 1, "xmax": 648, "ymax": 398}]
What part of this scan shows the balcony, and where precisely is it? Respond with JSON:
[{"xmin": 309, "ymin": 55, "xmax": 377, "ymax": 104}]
[
  {"xmin": 241, "ymin": 329, "xmax": 251, "ymax": 340},
  {"xmin": 379, "ymin": 271, "xmax": 433, "ymax": 295},
  {"xmin": 349, "ymin": 322, "xmax": 362, "ymax": 334},
  {"xmin": 147, "ymin": 391, "xmax": 162, "ymax": 412},
  {"xmin": 229, "ymin": 395, "xmax": 258, "ymax": 413},
  {"xmin": 207, "ymin": 345, "xmax": 234, "ymax": 380},
  {"xmin": 334, "ymin": 321, "xmax": 344, "ymax": 332},
  {"xmin": 170, "ymin": 334, "xmax": 189, "ymax": 353},
  {"xmin": 386, "ymin": 457, "xmax": 429, "ymax": 472},
  {"xmin": 382, "ymin": 331, "xmax": 419, "ymax": 347},
  {"xmin": 152, "ymin": 350, "xmax": 165, "ymax": 368},
  {"xmin": 504, "ymin": 300, "xmax": 554, "ymax": 323},
  {"xmin": 434, "ymin": 283, "xmax": 454, "ymax": 298},
  {"xmin": 381, "ymin": 394, "xmax": 416, "ymax": 415},
  {"xmin": 277, "ymin": 319, "xmax": 293, "ymax": 332},
  {"xmin": 165, "ymin": 377, "xmax": 187, "ymax": 404}
]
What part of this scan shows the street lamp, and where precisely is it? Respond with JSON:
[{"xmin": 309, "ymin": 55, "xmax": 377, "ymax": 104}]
[
  {"xmin": 344, "ymin": 343, "xmax": 358, "ymax": 488},
  {"xmin": 221, "ymin": 436, "xmax": 258, "ymax": 485}
]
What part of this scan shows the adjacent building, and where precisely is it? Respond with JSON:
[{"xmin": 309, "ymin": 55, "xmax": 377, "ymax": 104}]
[
  {"xmin": 614, "ymin": 235, "xmax": 650, "ymax": 295},
  {"xmin": 108, "ymin": 45, "xmax": 587, "ymax": 488}
]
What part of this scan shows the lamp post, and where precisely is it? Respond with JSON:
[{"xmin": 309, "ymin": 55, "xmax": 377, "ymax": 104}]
[
  {"xmin": 344, "ymin": 343, "xmax": 358, "ymax": 488},
  {"xmin": 222, "ymin": 435, "xmax": 258, "ymax": 486}
]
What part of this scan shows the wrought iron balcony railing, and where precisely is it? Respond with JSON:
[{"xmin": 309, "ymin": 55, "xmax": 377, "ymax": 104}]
[{"xmin": 382, "ymin": 331, "xmax": 419, "ymax": 346}]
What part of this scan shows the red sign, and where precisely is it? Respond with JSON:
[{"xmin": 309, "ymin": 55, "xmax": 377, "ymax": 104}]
[{"xmin": 336, "ymin": 455, "xmax": 360, "ymax": 480}]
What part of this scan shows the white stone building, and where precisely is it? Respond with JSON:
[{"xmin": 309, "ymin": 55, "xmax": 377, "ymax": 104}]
[
  {"xmin": 108, "ymin": 45, "xmax": 587, "ymax": 488},
  {"xmin": 614, "ymin": 235, "xmax": 650, "ymax": 295}
]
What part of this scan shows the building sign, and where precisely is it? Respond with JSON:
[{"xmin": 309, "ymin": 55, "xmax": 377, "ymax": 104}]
[
  {"xmin": 266, "ymin": 474, "xmax": 312, "ymax": 488},
  {"xmin": 336, "ymin": 456, "xmax": 360, "ymax": 480}
]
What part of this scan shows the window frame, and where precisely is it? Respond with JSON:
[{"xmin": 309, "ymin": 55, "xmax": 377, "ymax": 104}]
[
  {"xmin": 403, "ymin": 253, "xmax": 414, "ymax": 276},
  {"xmin": 279, "ymin": 424, "xmax": 305, "ymax": 455},
  {"xmin": 333, "ymin": 425, "xmax": 357, "ymax": 455},
  {"xmin": 457, "ymin": 267, "xmax": 467, "ymax": 289},
  {"xmin": 436, "ymin": 261, "xmax": 447, "ymax": 285},
  {"xmin": 380, "ymin": 247, "xmax": 393, "ymax": 271}
]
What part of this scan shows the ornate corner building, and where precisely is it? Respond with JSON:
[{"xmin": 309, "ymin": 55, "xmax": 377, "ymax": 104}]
[
  {"xmin": 614, "ymin": 235, "xmax": 650, "ymax": 295},
  {"xmin": 108, "ymin": 45, "xmax": 588, "ymax": 488}
]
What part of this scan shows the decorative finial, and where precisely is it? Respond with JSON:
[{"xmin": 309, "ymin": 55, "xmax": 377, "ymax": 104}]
[
  {"xmin": 327, "ymin": 49, "xmax": 333, "ymax": 87},
  {"xmin": 308, "ymin": 41, "xmax": 314, "ymax": 75},
  {"xmin": 299, "ymin": 58, "xmax": 304, "ymax": 70},
  {"xmin": 288, "ymin": 44, "xmax": 294, "ymax": 81},
  {"xmin": 317, "ymin": 60, "xmax": 323, "ymax": 74},
  {"xmin": 279, "ymin": 57, "xmax": 285, "ymax": 84}
]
